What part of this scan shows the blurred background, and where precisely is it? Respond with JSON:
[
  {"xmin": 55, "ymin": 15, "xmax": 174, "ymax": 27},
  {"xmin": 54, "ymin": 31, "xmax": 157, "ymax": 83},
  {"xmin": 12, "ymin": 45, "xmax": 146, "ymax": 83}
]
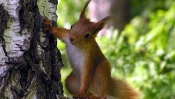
[{"xmin": 56, "ymin": 0, "xmax": 175, "ymax": 98}]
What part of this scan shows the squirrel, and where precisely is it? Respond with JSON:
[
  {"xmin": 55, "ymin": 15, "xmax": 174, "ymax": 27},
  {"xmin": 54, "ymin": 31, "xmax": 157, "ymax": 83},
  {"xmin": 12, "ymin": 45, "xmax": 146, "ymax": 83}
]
[{"xmin": 43, "ymin": 0, "xmax": 139, "ymax": 99}]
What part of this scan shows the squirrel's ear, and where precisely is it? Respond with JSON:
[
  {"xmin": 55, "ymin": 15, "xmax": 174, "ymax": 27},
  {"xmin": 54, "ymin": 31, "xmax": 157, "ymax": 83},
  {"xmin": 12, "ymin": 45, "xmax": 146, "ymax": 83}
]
[
  {"xmin": 93, "ymin": 16, "xmax": 112, "ymax": 35},
  {"xmin": 80, "ymin": 0, "xmax": 91, "ymax": 19}
]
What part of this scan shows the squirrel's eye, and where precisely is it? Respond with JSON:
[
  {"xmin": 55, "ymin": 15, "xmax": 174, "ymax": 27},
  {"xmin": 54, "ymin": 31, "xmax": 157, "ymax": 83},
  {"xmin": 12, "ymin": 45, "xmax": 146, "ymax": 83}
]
[
  {"xmin": 71, "ymin": 25, "xmax": 73, "ymax": 29},
  {"xmin": 71, "ymin": 24, "xmax": 74, "ymax": 29},
  {"xmin": 84, "ymin": 33, "xmax": 90, "ymax": 39}
]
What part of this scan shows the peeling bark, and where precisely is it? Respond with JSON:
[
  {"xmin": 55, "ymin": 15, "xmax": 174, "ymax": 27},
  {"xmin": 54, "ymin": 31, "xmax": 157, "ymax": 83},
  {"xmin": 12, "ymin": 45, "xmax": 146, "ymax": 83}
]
[{"xmin": 0, "ymin": 0, "xmax": 64, "ymax": 99}]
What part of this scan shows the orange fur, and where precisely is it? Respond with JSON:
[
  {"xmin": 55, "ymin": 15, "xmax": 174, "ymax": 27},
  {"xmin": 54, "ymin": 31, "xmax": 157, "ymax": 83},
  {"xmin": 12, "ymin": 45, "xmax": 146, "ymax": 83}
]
[{"xmin": 43, "ymin": 0, "xmax": 139, "ymax": 99}]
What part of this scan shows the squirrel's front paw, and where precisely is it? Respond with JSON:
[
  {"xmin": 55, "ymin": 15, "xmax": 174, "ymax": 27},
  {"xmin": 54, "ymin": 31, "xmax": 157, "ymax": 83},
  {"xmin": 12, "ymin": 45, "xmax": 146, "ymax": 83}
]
[
  {"xmin": 43, "ymin": 18, "xmax": 51, "ymax": 31},
  {"xmin": 43, "ymin": 18, "xmax": 51, "ymax": 26}
]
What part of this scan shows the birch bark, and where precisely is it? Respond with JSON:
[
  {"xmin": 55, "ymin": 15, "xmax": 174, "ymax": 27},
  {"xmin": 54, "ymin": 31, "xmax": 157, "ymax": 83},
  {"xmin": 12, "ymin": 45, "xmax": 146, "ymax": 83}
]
[{"xmin": 0, "ymin": 0, "xmax": 64, "ymax": 98}]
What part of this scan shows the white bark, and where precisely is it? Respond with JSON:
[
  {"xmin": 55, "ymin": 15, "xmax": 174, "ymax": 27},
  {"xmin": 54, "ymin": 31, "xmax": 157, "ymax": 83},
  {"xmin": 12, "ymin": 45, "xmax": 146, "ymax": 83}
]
[{"xmin": 0, "ymin": 0, "xmax": 64, "ymax": 98}]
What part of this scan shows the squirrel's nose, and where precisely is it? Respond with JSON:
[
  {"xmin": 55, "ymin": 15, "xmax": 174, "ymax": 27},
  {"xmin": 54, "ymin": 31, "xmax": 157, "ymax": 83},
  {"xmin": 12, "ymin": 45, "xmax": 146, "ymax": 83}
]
[
  {"xmin": 69, "ymin": 34, "xmax": 75, "ymax": 42},
  {"xmin": 70, "ymin": 37, "xmax": 75, "ymax": 42}
]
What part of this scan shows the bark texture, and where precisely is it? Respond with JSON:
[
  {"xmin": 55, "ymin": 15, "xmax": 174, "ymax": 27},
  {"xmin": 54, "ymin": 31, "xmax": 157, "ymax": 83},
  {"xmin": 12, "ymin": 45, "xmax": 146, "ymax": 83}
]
[{"xmin": 0, "ymin": 0, "xmax": 64, "ymax": 99}]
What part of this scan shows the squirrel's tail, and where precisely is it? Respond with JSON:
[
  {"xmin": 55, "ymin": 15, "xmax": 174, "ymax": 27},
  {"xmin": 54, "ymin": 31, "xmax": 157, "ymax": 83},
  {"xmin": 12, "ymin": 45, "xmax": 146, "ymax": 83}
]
[{"xmin": 107, "ymin": 78, "xmax": 139, "ymax": 99}]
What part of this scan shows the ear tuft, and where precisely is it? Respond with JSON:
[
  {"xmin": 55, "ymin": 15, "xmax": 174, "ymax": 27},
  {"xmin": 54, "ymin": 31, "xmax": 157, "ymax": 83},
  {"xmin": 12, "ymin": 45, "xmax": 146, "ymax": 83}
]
[{"xmin": 80, "ymin": 0, "xmax": 91, "ymax": 19}]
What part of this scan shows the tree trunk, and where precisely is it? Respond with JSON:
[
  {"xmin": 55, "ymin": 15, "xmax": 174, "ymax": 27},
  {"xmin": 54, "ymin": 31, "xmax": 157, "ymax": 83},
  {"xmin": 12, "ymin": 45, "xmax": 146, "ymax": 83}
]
[
  {"xmin": 0, "ymin": 0, "xmax": 65, "ymax": 99},
  {"xmin": 88, "ymin": 0, "xmax": 129, "ymax": 33},
  {"xmin": 110, "ymin": 0, "xmax": 129, "ymax": 31}
]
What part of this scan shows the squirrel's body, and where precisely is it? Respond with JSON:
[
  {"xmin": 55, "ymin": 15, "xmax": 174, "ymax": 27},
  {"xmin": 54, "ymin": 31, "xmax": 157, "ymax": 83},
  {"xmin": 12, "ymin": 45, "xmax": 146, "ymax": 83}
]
[{"xmin": 44, "ymin": 0, "xmax": 139, "ymax": 98}]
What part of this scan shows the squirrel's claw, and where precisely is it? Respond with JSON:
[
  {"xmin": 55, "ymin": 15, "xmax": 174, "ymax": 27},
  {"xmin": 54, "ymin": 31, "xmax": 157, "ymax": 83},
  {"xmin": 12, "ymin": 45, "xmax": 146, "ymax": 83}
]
[
  {"xmin": 43, "ymin": 18, "xmax": 51, "ymax": 31},
  {"xmin": 43, "ymin": 18, "xmax": 51, "ymax": 27}
]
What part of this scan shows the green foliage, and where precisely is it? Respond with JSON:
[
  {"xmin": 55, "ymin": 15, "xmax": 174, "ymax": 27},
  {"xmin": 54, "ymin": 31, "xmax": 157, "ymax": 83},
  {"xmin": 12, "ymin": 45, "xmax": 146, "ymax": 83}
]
[
  {"xmin": 57, "ymin": 0, "xmax": 175, "ymax": 98},
  {"xmin": 103, "ymin": 1, "xmax": 175, "ymax": 98},
  {"xmin": 57, "ymin": 0, "xmax": 86, "ymax": 28}
]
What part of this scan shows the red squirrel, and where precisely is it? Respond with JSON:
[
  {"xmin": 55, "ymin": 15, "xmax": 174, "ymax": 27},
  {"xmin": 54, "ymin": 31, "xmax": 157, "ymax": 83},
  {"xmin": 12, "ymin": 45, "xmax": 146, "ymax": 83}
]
[{"xmin": 44, "ymin": 0, "xmax": 139, "ymax": 98}]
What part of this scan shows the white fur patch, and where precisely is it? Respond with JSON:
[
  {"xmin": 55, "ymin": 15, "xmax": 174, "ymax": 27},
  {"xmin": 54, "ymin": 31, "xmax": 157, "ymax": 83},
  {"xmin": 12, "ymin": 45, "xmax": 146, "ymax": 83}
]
[{"xmin": 63, "ymin": 37, "xmax": 85, "ymax": 71}]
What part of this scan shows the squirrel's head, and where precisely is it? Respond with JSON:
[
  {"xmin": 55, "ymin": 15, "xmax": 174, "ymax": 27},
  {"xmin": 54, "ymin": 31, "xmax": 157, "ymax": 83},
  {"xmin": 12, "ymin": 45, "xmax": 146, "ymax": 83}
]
[
  {"xmin": 69, "ymin": 0, "xmax": 111, "ymax": 45},
  {"xmin": 69, "ymin": 0, "xmax": 111, "ymax": 46}
]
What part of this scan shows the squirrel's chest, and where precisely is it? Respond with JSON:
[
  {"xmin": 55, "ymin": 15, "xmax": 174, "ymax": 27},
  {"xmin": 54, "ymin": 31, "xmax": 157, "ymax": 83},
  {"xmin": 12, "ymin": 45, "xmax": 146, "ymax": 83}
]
[{"xmin": 66, "ymin": 43, "xmax": 85, "ymax": 70}]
